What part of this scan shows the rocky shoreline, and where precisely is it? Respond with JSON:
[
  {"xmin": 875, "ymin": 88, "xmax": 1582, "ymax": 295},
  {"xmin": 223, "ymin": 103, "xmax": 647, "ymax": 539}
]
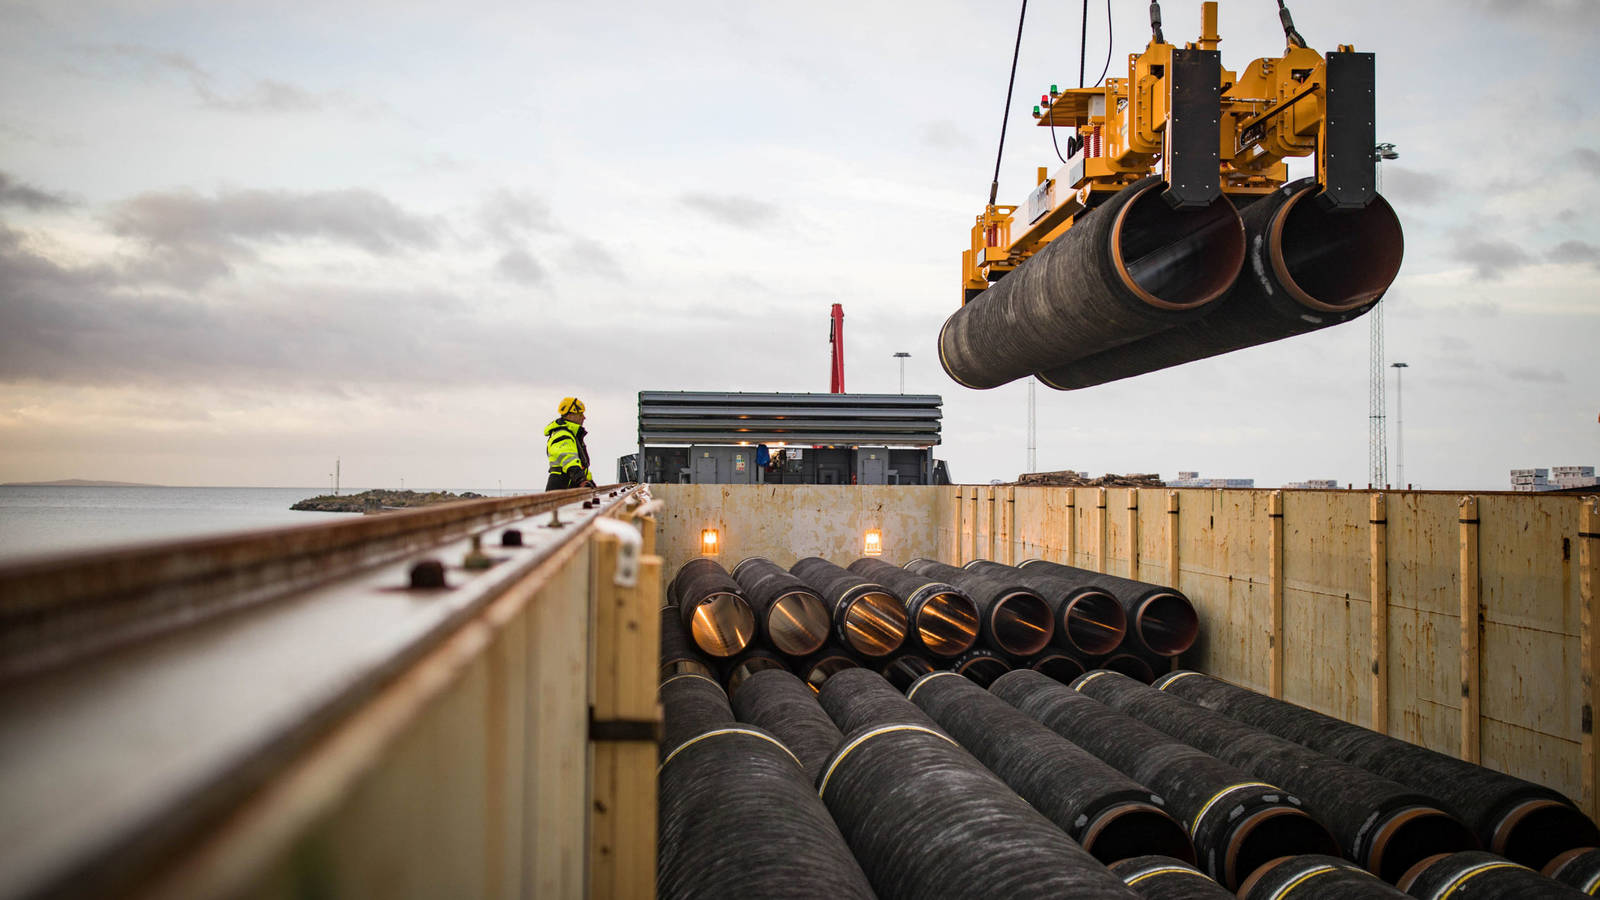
[{"xmin": 291, "ymin": 489, "xmax": 487, "ymax": 513}]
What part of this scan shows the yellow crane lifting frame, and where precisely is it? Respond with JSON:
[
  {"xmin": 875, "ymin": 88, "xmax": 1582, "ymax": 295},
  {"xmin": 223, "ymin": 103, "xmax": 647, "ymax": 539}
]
[{"xmin": 962, "ymin": 1, "xmax": 1376, "ymax": 302}]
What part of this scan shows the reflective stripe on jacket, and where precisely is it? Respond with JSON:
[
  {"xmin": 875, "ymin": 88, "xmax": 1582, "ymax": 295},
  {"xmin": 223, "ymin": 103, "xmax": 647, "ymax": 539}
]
[{"xmin": 544, "ymin": 418, "xmax": 591, "ymax": 482}]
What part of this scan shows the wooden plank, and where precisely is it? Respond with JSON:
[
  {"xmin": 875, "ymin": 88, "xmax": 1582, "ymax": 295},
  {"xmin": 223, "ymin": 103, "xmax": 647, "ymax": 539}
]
[
  {"xmin": 1370, "ymin": 493, "xmax": 1389, "ymax": 734},
  {"xmin": 1065, "ymin": 489, "xmax": 1077, "ymax": 565},
  {"xmin": 1581, "ymin": 497, "xmax": 1600, "ymax": 819},
  {"xmin": 1096, "ymin": 488, "xmax": 1109, "ymax": 573},
  {"xmin": 1127, "ymin": 490, "xmax": 1141, "ymax": 580},
  {"xmin": 998, "ymin": 487, "xmax": 1015, "ymax": 564},
  {"xmin": 1166, "ymin": 491, "xmax": 1181, "ymax": 587},
  {"xmin": 1460, "ymin": 495, "xmax": 1481, "ymax": 764},
  {"xmin": 1269, "ymin": 491, "xmax": 1285, "ymax": 698},
  {"xmin": 529, "ymin": 542, "xmax": 590, "ymax": 898}
]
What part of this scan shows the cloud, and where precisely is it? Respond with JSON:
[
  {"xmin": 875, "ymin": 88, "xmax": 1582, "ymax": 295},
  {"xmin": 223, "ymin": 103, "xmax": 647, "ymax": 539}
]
[
  {"xmin": 567, "ymin": 237, "xmax": 624, "ymax": 280},
  {"xmin": 1380, "ymin": 167, "xmax": 1448, "ymax": 206},
  {"xmin": 0, "ymin": 172, "xmax": 73, "ymax": 210},
  {"xmin": 1506, "ymin": 366, "xmax": 1567, "ymax": 384},
  {"xmin": 1447, "ymin": 235, "xmax": 1533, "ymax": 280},
  {"xmin": 495, "ymin": 248, "xmax": 546, "ymax": 285},
  {"xmin": 1469, "ymin": 0, "xmax": 1600, "ymax": 26},
  {"xmin": 86, "ymin": 43, "xmax": 330, "ymax": 115},
  {"xmin": 1548, "ymin": 239, "xmax": 1600, "ymax": 266},
  {"xmin": 1575, "ymin": 148, "xmax": 1600, "ymax": 178},
  {"xmin": 107, "ymin": 187, "xmax": 439, "ymax": 286},
  {"xmin": 919, "ymin": 120, "xmax": 973, "ymax": 151},
  {"xmin": 480, "ymin": 189, "xmax": 554, "ymax": 242},
  {"xmin": 679, "ymin": 192, "xmax": 779, "ymax": 230}
]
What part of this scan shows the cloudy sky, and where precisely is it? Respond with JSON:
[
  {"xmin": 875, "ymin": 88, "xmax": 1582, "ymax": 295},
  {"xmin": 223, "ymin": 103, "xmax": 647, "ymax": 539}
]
[{"xmin": 1, "ymin": 0, "xmax": 1596, "ymax": 491}]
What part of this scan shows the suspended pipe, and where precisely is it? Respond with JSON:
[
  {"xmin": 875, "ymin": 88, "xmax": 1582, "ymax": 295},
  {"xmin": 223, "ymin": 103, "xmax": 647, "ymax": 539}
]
[
  {"xmin": 659, "ymin": 606, "xmax": 714, "ymax": 680},
  {"xmin": 878, "ymin": 652, "xmax": 937, "ymax": 692},
  {"xmin": 790, "ymin": 557, "xmax": 908, "ymax": 658},
  {"xmin": 669, "ymin": 558, "xmax": 756, "ymax": 658},
  {"xmin": 1156, "ymin": 670, "xmax": 1600, "ymax": 869},
  {"xmin": 792, "ymin": 643, "xmax": 860, "ymax": 692},
  {"xmin": 729, "ymin": 667, "xmax": 845, "ymax": 784},
  {"xmin": 952, "ymin": 647, "xmax": 1014, "ymax": 687},
  {"xmin": 816, "ymin": 671, "xmax": 1145, "ymax": 899},
  {"xmin": 1544, "ymin": 847, "xmax": 1600, "ymax": 895},
  {"xmin": 729, "ymin": 556, "xmax": 832, "ymax": 657},
  {"xmin": 658, "ymin": 671, "xmax": 736, "ymax": 762},
  {"xmin": 1024, "ymin": 650, "xmax": 1086, "ymax": 684},
  {"xmin": 1018, "ymin": 559, "xmax": 1197, "ymax": 656},
  {"xmin": 1076, "ymin": 670, "xmax": 1477, "ymax": 881},
  {"xmin": 720, "ymin": 646, "xmax": 787, "ymax": 696},
  {"xmin": 1039, "ymin": 180, "xmax": 1405, "ymax": 390},
  {"xmin": 967, "ymin": 559, "xmax": 1127, "ymax": 655},
  {"xmin": 1236, "ymin": 855, "xmax": 1411, "ymax": 900},
  {"xmin": 1398, "ymin": 851, "xmax": 1586, "ymax": 899},
  {"xmin": 905, "ymin": 558, "xmax": 1054, "ymax": 656},
  {"xmin": 1109, "ymin": 855, "xmax": 1236, "ymax": 900},
  {"xmin": 991, "ymin": 669, "xmax": 1338, "ymax": 890},
  {"xmin": 658, "ymin": 713, "xmax": 875, "ymax": 899},
  {"xmin": 907, "ymin": 670, "xmax": 1194, "ymax": 864},
  {"xmin": 849, "ymin": 557, "xmax": 981, "ymax": 658},
  {"xmin": 939, "ymin": 174, "xmax": 1246, "ymax": 390}
]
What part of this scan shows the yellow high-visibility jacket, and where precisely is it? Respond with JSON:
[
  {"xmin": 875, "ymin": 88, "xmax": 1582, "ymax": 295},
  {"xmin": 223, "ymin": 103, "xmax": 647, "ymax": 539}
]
[{"xmin": 545, "ymin": 418, "xmax": 592, "ymax": 485}]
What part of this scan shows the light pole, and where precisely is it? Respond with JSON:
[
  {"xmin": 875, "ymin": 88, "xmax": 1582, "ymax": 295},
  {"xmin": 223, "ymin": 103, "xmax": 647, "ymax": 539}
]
[
  {"xmin": 1391, "ymin": 362, "xmax": 1409, "ymax": 488},
  {"xmin": 1369, "ymin": 143, "xmax": 1398, "ymax": 489},
  {"xmin": 893, "ymin": 352, "xmax": 910, "ymax": 394},
  {"xmin": 1027, "ymin": 377, "xmax": 1037, "ymax": 474}
]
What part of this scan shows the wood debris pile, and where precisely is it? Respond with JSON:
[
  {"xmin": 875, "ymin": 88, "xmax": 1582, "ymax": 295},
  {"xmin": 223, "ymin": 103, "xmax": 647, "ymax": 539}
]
[{"xmin": 1012, "ymin": 470, "xmax": 1165, "ymax": 488}]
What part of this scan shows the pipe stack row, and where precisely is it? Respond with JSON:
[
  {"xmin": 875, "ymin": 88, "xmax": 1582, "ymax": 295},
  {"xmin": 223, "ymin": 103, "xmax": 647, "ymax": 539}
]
[
  {"xmin": 664, "ymin": 555, "xmax": 1201, "ymax": 698},
  {"xmin": 939, "ymin": 176, "xmax": 1405, "ymax": 391},
  {"xmin": 658, "ymin": 644, "xmax": 1600, "ymax": 897}
]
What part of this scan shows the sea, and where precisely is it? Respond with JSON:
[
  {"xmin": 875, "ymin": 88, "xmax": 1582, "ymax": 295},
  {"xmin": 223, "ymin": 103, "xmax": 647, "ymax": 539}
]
[{"xmin": 0, "ymin": 486, "xmax": 516, "ymax": 565}]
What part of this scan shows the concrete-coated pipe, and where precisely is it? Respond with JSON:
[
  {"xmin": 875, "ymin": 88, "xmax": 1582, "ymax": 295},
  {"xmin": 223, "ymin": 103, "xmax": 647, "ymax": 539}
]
[
  {"xmin": 1544, "ymin": 847, "xmax": 1600, "ymax": 895},
  {"xmin": 952, "ymin": 647, "xmax": 1014, "ymax": 687},
  {"xmin": 878, "ymin": 652, "xmax": 937, "ymax": 691},
  {"xmin": 790, "ymin": 557, "xmax": 908, "ymax": 658},
  {"xmin": 730, "ymin": 556, "xmax": 832, "ymax": 657},
  {"xmin": 992, "ymin": 669, "xmax": 1338, "ymax": 890},
  {"xmin": 1398, "ymin": 851, "xmax": 1586, "ymax": 899},
  {"xmin": 1157, "ymin": 670, "xmax": 1600, "ymax": 869},
  {"xmin": 1237, "ymin": 855, "xmax": 1410, "ymax": 899},
  {"xmin": 1110, "ymin": 856, "xmax": 1236, "ymax": 900},
  {"xmin": 908, "ymin": 670, "xmax": 1195, "ymax": 865},
  {"xmin": 1024, "ymin": 650, "xmax": 1087, "ymax": 684},
  {"xmin": 967, "ymin": 559, "xmax": 1127, "ymax": 655},
  {"xmin": 792, "ymin": 643, "xmax": 860, "ymax": 693},
  {"xmin": 720, "ymin": 646, "xmax": 786, "ymax": 696},
  {"xmin": 905, "ymin": 558, "xmax": 1055, "ymax": 656},
  {"xmin": 1018, "ymin": 559, "xmax": 1196, "ymax": 656},
  {"xmin": 729, "ymin": 667, "xmax": 844, "ymax": 784},
  {"xmin": 939, "ymin": 174, "xmax": 1244, "ymax": 390},
  {"xmin": 849, "ymin": 557, "xmax": 981, "ymax": 658},
  {"xmin": 1040, "ymin": 178, "xmax": 1403, "ymax": 390},
  {"xmin": 1077, "ymin": 670, "xmax": 1476, "ymax": 882},
  {"xmin": 659, "ymin": 606, "xmax": 714, "ymax": 680},
  {"xmin": 669, "ymin": 558, "xmax": 756, "ymax": 658}
]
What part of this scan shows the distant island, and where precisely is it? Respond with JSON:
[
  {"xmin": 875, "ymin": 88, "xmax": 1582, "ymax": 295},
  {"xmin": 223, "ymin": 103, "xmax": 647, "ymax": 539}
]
[
  {"xmin": 2, "ymin": 478, "xmax": 165, "ymax": 487},
  {"xmin": 292, "ymin": 488, "xmax": 487, "ymax": 513}
]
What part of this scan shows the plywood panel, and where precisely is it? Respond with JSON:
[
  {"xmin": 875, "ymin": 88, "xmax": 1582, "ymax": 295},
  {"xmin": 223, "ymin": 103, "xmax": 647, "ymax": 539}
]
[
  {"xmin": 1279, "ymin": 491, "xmax": 1372, "ymax": 726},
  {"xmin": 1385, "ymin": 493, "xmax": 1463, "ymax": 755}
]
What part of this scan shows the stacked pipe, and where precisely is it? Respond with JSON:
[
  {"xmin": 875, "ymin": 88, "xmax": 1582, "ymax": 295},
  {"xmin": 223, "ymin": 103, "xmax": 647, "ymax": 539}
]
[
  {"xmin": 814, "ymin": 669, "xmax": 1144, "ymax": 899},
  {"xmin": 667, "ymin": 559, "xmax": 755, "ymax": 658},
  {"xmin": 906, "ymin": 669, "xmax": 1194, "ymax": 864},
  {"xmin": 1017, "ymin": 559, "xmax": 1198, "ymax": 661},
  {"xmin": 937, "ymin": 175, "xmax": 1404, "ymax": 392},
  {"xmin": 939, "ymin": 174, "xmax": 1247, "ymax": 390},
  {"xmin": 1109, "ymin": 856, "xmax": 1236, "ymax": 900},
  {"xmin": 728, "ymin": 667, "xmax": 844, "ymax": 783},
  {"xmin": 659, "ymin": 606, "xmax": 713, "ymax": 679},
  {"xmin": 848, "ymin": 557, "xmax": 981, "ymax": 658},
  {"xmin": 1398, "ymin": 851, "xmax": 1587, "ymax": 898},
  {"xmin": 990, "ymin": 668, "xmax": 1340, "ymax": 890},
  {"xmin": 904, "ymin": 558, "xmax": 1055, "ymax": 658},
  {"xmin": 1157, "ymin": 670, "xmax": 1600, "ymax": 868},
  {"xmin": 728, "ymin": 557, "xmax": 831, "ymax": 657},
  {"xmin": 790, "ymin": 556, "xmax": 910, "ymax": 659},
  {"xmin": 967, "ymin": 559, "xmax": 1127, "ymax": 657},
  {"xmin": 1237, "ymin": 855, "xmax": 1411, "ymax": 899},
  {"xmin": 1545, "ymin": 848, "xmax": 1600, "ymax": 895},
  {"xmin": 1075, "ymin": 669, "xmax": 1477, "ymax": 882},
  {"xmin": 656, "ymin": 669, "xmax": 874, "ymax": 900}
]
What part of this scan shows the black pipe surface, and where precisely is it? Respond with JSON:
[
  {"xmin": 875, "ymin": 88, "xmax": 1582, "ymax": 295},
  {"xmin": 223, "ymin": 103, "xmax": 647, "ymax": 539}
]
[
  {"xmin": 729, "ymin": 556, "xmax": 832, "ymax": 657},
  {"xmin": 1237, "ymin": 855, "xmax": 1410, "ymax": 900},
  {"xmin": 659, "ymin": 606, "xmax": 713, "ymax": 679},
  {"xmin": 729, "ymin": 667, "xmax": 845, "ymax": 784},
  {"xmin": 1039, "ymin": 179, "xmax": 1403, "ymax": 390},
  {"xmin": 952, "ymin": 647, "xmax": 1013, "ymax": 687},
  {"xmin": 1026, "ymin": 650, "xmax": 1087, "ymax": 684},
  {"xmin": 1544, "ymin": 847, "xmax": 1600, "ymax": 895},
  {"xmin": 669, "ymin": 558, "xmax": 756, "ymax": 658},
  {"xmin": 908, "ymin": 670, "xmax": 1194, "ymax": 864},
  {"xmin": 1102, "ymin": 652, "xmax": 1159, "ymax": 684},
  {"xmin": 1109, "ymin": 856, "xmax": 1235, "ymax": 900},
  {"xmin": 1076, "ymin": 669, "xmax": 1476, "ymax": 881},
  {"xmin": 659, "ymin": 722, "xmax": 874, "ymax": 900},
  {"xmin": 792, "ymin": 643, "xmax": 860, "ymax": 692},
  {"xmin": 1157, "ymin": 670, "xmax": 1600, "ymax": 869},
  {"xmin": 879, "ymin": 652, "xmax": 937, "ymax": 691},
  {"xmin": 849, "ymin": 557, "xmax": 981, "ymax": 657},
  {"xmin": 939, "ymin": 174, "xmax": 1245, "ymax": 389},
  {"xmin": 1398, "ymin": 851, "xmax": 1586, "ymax": 899},
  {"xmin": 968, "ymin": 559, "xmax": 1127, "ymax": 655},
  {"xmin": 791, "ymin": 557, "xmax": 908, "ymax": 658},
  {"xmin": 905, "ymin": 558, "xmax": 1054, "ymax": 656},
  {"xmin": 720, "ymin": 646, "xmax": 787, "ymax": 696},
  {"xmin": 991, "ymin": 669, "xmax": 1338, "ymax": 889},
  {"xmin": 818, "ymin": 667, "xmax": 944, "ymax": 736},
  {"xmin": 658, "ymin": 671, "xmax": 735, "ymax": 762},
  {"xmin": 1018, "ymin": 558, "xmax": 1197, "ymax": 656},
  {"xmin": 816, "ymin": 673, "xmax": 1143, "ymax": 899}
]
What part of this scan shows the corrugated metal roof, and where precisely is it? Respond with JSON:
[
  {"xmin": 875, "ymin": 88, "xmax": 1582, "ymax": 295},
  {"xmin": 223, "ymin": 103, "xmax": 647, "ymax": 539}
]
[{"xmin": 638, "ymin": 391, "xmax": 942, "ymax": 447}]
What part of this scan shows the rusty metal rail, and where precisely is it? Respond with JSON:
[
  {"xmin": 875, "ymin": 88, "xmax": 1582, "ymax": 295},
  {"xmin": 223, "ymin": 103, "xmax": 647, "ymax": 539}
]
[{"xmin": 0, "ymin": 484, "xmax": 653, "ymax": 900}]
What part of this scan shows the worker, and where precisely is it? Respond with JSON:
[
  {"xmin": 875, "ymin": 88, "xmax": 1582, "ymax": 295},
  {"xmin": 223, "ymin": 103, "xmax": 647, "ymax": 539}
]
[{"xmin": 545, "ymin": 397, "xmax": 596, "ymax": 490}]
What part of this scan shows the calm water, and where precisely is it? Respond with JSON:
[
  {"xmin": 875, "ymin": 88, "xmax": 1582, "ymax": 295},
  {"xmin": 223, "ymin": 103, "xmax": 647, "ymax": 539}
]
[{"xmin": 0, "ymin": 486, "xmax": 367, "ymax": 563}]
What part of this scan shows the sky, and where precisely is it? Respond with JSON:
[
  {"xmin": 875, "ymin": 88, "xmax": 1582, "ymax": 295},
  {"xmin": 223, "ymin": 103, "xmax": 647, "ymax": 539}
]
[{"xmin": 1, "ymin": 0, "xmax": 1597, "ymax": 491}]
